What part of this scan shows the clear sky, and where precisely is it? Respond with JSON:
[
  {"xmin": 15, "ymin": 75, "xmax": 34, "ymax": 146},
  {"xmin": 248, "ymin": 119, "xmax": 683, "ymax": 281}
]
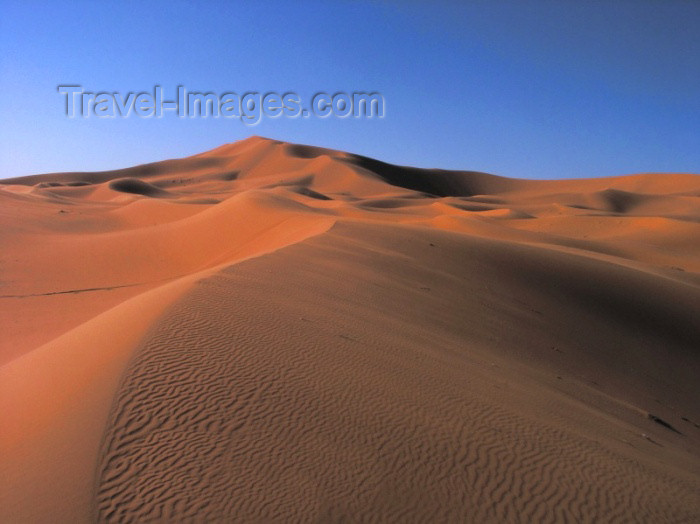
[{"xmin": 1, "ymin": 0, "xmax": 698, "ymax": 180}]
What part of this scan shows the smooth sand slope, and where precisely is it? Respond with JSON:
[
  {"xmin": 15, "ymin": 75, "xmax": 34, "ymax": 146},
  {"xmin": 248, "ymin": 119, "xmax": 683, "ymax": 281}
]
[{"xmin": 1, "ymin": 136, "xmax": 699, "ymax": 522}]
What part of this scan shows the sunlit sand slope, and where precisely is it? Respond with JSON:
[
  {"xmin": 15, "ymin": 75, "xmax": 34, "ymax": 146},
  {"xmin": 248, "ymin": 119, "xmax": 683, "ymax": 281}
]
[{"xmin": 1, "ymin": 137, "xmax": 699, "ymax": 522}]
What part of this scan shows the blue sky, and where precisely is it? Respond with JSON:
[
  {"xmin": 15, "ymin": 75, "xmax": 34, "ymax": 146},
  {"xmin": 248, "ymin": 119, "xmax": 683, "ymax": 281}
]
[{"xmin": 1, "ymin": 0, "xmax": 698, "ymax": 180}]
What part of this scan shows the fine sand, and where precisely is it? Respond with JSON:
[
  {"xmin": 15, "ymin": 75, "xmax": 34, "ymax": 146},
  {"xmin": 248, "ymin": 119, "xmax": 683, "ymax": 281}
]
[{"xmin": 1, "ymin": 136, "xmax": 699, "ymax": 522}]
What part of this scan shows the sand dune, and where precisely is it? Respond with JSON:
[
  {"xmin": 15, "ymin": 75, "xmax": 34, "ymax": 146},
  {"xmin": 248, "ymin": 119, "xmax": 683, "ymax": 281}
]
[{"xmin": 1, "ymin": 136, "xmax": 699, "ymax": 522}]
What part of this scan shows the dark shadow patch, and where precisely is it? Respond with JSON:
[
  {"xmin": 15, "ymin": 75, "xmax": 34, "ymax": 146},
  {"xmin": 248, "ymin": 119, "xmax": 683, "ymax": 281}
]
[
  {"xmin": 648, "ymin": 414, "xmax": 682, "ymax": 435},
  {"xmin": 264, "ymin": 174, "xmax": 316, "ymax": 189},
  {"xmin": 285, "ymin": 144, "xmax": 331, "ymax": 159},
  {"xmin": 358, "ymin": 198, "xmax": 424, "ymax": 209},
  {"xmin": 175, "ymin": 198, "xmax": 221, "ymax": 205},
  {"xmin": 343, "ymin": 154, "xmax": 507, "ymax": 198},
  {"xmin": 109, "ymin": 178, "xmax": 171, "ymax": 198},
  {"xmin": 294, "ymin": 187, "xmax": 332, "ymax": 200},
  {"xmin": 599, "ymin": 189, "xmax": 646, "ymax": 214},
  {"xmin": 447, "ymin": 202, "xmax": 494, "ymax": 212},
  {"xmin": 217, "ymin": 170, "xmax": 239, "ymax": 181}
]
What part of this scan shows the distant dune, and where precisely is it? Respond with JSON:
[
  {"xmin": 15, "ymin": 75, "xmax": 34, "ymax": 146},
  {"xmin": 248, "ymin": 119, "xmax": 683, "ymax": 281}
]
[{"xmin": 1, "ymin": 136, "xmax": 699, "ymax": 522}]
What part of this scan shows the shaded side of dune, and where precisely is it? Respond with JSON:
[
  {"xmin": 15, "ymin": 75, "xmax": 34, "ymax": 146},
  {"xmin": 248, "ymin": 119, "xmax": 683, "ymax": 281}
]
[
  {"xmin": 342, "ymin": 154, "xmax": 521, "ymax": 197},
  {"xmin": 108, "ymin": 178, "xmax": 171, "ymax": 198},
  {"xmin": 94, "ymin": 222, "xmax": 700, "ymax": 523}
]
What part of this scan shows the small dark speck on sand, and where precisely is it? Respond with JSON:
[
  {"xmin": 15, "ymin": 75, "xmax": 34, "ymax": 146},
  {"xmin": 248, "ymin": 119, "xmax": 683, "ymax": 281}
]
[{"xmin": 648, "ymin": 413, "xmax": 682, "ymax": 435}]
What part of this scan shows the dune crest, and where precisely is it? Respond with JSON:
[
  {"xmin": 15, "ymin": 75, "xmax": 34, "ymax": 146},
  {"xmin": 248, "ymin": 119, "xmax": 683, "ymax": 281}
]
[{"xmin": 1, "ymin": 137, "xmax": 699, "ymax": 522}]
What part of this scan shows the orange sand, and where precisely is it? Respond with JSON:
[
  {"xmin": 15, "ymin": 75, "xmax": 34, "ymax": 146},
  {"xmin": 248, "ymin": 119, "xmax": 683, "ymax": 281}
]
[{"xmin": 1, "ymin": 136, "xmax": 699, "ymax": 522}]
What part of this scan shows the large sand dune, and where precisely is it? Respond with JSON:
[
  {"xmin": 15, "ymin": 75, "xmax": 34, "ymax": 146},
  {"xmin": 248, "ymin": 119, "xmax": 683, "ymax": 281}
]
[{"xmin": 1, "ymin": 136, "xmax": 699, "ymax": 522}]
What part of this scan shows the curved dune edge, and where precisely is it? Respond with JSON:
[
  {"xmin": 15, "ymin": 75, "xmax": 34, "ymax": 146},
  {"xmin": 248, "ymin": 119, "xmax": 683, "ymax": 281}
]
[
  {"xmin": 0, "ymin": 187, "xmax": 334, "ymax": 364},
  {"xmin": 0, "ymin": 215, "xmax": 333, "ymax": 523},
  {"xmin": 0, "ymin": 137, "xmax": 698, "ymax": 522},
  {"xmin": 0, "ymin": 275, "xmax": 195, "ymax": 523}
]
